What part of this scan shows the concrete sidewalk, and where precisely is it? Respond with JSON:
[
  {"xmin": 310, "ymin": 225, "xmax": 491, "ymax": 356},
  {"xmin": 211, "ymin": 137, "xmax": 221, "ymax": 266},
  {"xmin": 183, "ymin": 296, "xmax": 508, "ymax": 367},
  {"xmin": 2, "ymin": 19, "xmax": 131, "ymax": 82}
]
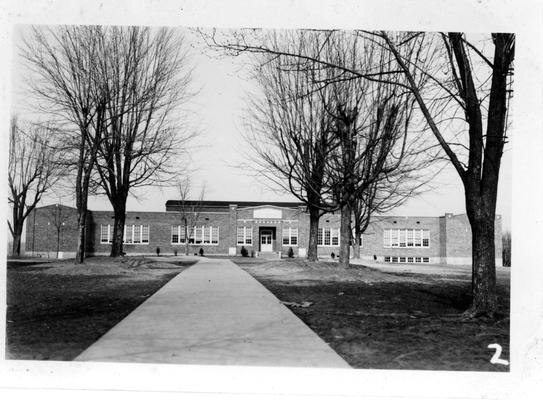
[{"xmin": 76, "ymin": 258, "xmax": 350, "ymax": 368}]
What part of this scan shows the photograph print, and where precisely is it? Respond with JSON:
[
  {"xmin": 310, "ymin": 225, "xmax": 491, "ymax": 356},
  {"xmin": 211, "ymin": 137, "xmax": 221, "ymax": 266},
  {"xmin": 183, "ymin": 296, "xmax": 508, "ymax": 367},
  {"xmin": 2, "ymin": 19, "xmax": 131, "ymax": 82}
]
[{"xmin": 6, "ymin": 23, "xmax": 514, "ymax": 375}]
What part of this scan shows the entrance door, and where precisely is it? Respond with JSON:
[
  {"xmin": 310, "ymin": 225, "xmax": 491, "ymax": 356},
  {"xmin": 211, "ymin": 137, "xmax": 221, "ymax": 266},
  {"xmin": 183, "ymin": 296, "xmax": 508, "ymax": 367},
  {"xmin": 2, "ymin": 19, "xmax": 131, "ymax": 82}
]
[{"xmin": 260, "ymin": 230, "xmax": 273, "ymax": 252}]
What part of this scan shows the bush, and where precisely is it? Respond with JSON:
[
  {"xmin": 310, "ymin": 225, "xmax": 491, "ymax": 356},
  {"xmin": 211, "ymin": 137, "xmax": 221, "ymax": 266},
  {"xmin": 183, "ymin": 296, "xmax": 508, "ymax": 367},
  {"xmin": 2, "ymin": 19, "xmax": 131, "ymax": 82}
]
[
  {"xmin": 199, "ymin": 248, "xmax": 204, "ymax": 257},
  {"xmin": 287, "ymin": 247, "xmax": 294, "ymax": 258},
  {"xmin": 331, "ymin": 252, "xmax": 335, "ymax": 259},
  {"xmin": 174, "ymin": 249, "xmax": 178, "ymax": 256},
  {"xmin": 241, "ymin": 246, "xmax": 248, "ymax": 257}
]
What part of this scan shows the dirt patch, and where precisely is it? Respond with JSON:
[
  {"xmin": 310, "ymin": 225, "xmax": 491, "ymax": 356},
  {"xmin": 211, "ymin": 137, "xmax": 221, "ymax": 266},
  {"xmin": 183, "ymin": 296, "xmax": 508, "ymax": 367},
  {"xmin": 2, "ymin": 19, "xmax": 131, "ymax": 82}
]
[
  {"xmin": 6, "ymin": 256, "xmax": 197, "ymax": 361},
  {"xmin": 242, "ymin": 259, "xmax": 433, "ymax": 284},
  {"xmin": 236, "ymin": 259, "xmax": 510, "ymax": 371}
]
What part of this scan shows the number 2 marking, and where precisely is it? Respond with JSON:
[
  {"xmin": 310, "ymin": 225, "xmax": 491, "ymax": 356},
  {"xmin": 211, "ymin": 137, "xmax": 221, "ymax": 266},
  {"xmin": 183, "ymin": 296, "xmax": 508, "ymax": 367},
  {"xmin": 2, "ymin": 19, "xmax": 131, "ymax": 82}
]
[{"xmin": 488, "ymin": 343, "xmax": 509, "ymax": 366}]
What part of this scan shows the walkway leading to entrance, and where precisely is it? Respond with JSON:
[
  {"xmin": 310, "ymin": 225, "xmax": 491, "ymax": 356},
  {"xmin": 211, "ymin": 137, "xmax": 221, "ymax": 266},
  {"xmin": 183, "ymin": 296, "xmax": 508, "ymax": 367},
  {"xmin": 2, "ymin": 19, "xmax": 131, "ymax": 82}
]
[{"xmin": 76, "ymin": 258, "xmax": 350, "ymax": 368}]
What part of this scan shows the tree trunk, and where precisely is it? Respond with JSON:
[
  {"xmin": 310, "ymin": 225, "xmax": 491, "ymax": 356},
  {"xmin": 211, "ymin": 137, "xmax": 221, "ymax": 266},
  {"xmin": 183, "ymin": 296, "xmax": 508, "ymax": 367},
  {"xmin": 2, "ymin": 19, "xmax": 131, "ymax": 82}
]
[
  {"xmin": 338, "ymin": 202, "xmax": 352, "ymax": 268},
  {"xmin": 56, "ymin": 228, "xmax": 61, "ymax": 259},
  {"xmin": 75, "ymin": 209, "xmax": 87, "ymax": 264},
  {"xmin": 110, "ymin": 206, "xmax": 126, "ymax": 257},
  {"xmin": 184, "ymin": 224, "xmax": 190, "ymax": 256},
  {"xmin": 307, "ymin": 206, "xmax": 320, "ymax": 261},
  {"xmin": 352, "ymin": 230, "xmax": 361, "ymax": 259},
  {"xmin": 467, "ymin": 217, "xmax": 497, "ymax": 316},
  {"xmin": 11, "ymin": 227, "xmax": 22, "ymax": 257}
]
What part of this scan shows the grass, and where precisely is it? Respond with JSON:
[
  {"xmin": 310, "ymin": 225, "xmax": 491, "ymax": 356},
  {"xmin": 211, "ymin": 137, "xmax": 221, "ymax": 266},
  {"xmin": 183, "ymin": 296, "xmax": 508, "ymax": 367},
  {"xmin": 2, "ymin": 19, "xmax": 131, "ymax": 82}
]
[
  {"xmin": 235, "ymin": 258, "xmax": 510, "ymax": 371},
  {"xmin": 6, "ymin": 256, "xmax": 197, "ymax": 361}
]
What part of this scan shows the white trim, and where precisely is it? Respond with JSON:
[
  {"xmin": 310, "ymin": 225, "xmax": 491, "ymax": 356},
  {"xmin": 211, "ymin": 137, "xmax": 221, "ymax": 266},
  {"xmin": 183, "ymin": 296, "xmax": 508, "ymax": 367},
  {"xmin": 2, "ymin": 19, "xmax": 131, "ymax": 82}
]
[
  {"xmin": 171, "ymin": 225, "xmax": 219, "ymax": 246},
  {"xmin": 317, "ymin": 227, "xmax": 340, "ymax": 247},
  {"xmin": 282, "ymin": 227, "xmax": 298, "ymax": 247},
  {"xmin": 383, "ymin": 228, "xmax": 430, "ymax": 248},
  {"xmin": 236, "ymin": 226, "xmax": 253, "ymax": 245}
]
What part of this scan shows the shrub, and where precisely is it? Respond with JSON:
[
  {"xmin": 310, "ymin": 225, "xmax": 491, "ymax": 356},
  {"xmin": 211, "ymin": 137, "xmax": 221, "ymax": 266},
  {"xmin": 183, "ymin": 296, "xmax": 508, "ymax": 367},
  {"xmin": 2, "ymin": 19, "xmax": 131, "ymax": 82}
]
[
  {"xmin": 331, "ymin": 252, "xmax": 335, "ymax": 259},
  {"xmin": 241, "ymin": 246, "xmax": 248, "ymax": 257},
  {"xmin": 287, "ymin": 247, "xmax": 294, "ymax": 258},
  {"xmin": 199, "ymin": 247, "xmax": 204, "ymax": 257},
  {"xmin": 174, "ymin": 249, "xmax": 178, "ymax": 256}
]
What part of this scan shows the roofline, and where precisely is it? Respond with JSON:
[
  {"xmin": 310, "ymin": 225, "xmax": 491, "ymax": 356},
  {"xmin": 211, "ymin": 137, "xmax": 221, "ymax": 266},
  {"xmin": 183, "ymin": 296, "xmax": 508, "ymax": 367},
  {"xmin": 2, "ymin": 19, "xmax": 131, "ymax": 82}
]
[{"xmin": 165, "ymin": 200, "xmax": 305, "ymax": 209}]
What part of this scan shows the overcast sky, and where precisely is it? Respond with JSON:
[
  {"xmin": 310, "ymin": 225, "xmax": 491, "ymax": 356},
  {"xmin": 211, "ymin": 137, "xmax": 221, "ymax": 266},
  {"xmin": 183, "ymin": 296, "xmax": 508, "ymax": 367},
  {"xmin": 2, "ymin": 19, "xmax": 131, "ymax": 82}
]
[{"xmin": 11, "ymin": 26, "xmax": 512, "ymax": 229}]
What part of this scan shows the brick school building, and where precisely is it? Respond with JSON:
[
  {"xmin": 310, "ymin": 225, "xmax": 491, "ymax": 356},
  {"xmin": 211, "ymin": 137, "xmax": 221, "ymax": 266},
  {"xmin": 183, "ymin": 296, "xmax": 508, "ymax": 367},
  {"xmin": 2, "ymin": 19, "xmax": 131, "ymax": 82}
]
[{"xmin": 26, "ymin": 200, "xmax": 503, "ymax": 266}]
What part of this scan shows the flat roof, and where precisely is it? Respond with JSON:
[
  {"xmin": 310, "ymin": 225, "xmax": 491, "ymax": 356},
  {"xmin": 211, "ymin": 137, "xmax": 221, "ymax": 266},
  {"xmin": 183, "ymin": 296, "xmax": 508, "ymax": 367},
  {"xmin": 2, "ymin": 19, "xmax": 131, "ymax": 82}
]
[{"xmin": 165, "ymin": 200, "xmax": 305, "ymax": 209}]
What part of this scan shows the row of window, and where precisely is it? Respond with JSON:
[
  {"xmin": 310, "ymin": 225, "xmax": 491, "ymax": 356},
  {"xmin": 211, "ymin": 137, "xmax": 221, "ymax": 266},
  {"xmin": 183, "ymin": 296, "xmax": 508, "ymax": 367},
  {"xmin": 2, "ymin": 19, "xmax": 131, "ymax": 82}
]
[
  {"xmin": 99, "ymin": 224, "xmax": 430, "ymax": 250},
  {"xmin": 171, "ymin": 225, "xmax": 219, "ymax": 245},
  {"xmin": 317, "ymin": 227, "xmax": 340, "ymax": 246},
  {"xmin": 383, "ymin": 229, "xmax": 430, "ymax": 248},
  {"xmin": 384, "ymin": 256, "xmax": 430, "ymax": 263},
  {"xmin": 100, "ymin": 224, "xmax": 150, "ymax": 244}
]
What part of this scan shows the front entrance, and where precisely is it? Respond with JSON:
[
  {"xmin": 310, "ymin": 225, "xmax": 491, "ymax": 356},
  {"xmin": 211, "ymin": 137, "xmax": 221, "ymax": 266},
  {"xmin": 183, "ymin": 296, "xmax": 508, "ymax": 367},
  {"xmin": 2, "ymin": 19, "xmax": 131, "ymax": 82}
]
[{"xmin": 259, "ymin": 228, "xmax": 275, "ymax": 252}]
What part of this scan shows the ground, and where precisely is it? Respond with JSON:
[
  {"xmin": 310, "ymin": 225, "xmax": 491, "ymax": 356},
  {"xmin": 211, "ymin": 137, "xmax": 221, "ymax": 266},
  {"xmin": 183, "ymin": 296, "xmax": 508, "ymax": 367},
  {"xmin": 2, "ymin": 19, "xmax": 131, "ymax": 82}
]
[
  {"xmin": 6, "ymin": 256, "xmax": 196, "ymax": 361},
  {"xmin": 233, "ymin": 257, "xmax": 510, "ymax": 371}
]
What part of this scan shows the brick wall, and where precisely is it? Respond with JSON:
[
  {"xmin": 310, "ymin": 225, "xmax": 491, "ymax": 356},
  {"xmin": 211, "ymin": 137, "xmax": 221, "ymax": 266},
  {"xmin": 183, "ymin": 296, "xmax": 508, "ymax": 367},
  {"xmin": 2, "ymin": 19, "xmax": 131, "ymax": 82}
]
[
  {"xmin": 26, "ymin": 203, "xmax": 504, "ymax": 265},
  {"xmin": 89, "ymin": 210, "xmax": 232, "ymax": 256},
  {"xmin": 25, "ymin": 204, "xmax": 81, "ymax": 258}
]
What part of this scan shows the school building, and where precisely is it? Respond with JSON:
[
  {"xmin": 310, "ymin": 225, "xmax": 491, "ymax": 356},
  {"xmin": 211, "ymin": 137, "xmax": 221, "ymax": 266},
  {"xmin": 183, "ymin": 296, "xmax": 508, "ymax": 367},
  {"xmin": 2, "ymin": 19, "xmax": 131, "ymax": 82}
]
[{"xmin": 25, "ymin": 200, "xmax": 503, "ymax": 266}]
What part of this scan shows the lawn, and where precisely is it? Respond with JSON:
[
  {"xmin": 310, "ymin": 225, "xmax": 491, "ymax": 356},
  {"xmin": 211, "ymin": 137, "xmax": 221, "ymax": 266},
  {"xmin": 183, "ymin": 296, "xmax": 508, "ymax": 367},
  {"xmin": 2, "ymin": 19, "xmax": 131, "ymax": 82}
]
[
  {"xmin": 6, "ymin": 256, "xmax": 197, "ymax": 361},
  {"xmin": 234, "ymin": 258, "xmax": 510, "ymax": 371}
]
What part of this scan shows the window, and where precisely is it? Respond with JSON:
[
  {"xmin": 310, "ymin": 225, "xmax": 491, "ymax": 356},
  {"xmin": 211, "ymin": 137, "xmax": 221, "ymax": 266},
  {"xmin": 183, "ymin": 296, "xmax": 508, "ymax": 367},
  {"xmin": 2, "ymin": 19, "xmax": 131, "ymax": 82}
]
[
  {"xmin": 125, "ymin": 225, "xmax": 133, "ymax": 244},
  {"xmin": 142, "ymin": 225, "xmax": 149, "ymax": 243},
  {"xmin": 100, "ymin": 224, "xmax": 113, "ymax": 243},
  {"xmin": 133, "ymin": 225, "xmax": 141, "ymax": 244},
  {"xmin": 317, "ymin": 228, "xmax": 340, "ymax": 246},
  {"xmin": 171, "ymin": 225, "xmax": 180, "ymax": 243},
  {"xmin": 123, "ymin": 224, "xmax": 149, "ymax": 245},
  {"xmin": 171, "ymin": 225, "xmax": 186, "ymax": 244},
  {"xmin": 237, "ymin": 227, "xmax": 252, "ymax": 245},
  {"xmin": 282, "ymin": 227, "xmax": 298, "ymax": 246},
  {"xmin": 172, "ymin": 225, "xmax": 219, "ymax": 245},
  {"xmin": 384, "ymin": 256, "xmax": 428, "ymax": 264},
  {"xmin": 384, "ymin": 229, "xmax": 430, "ymax": 248}
]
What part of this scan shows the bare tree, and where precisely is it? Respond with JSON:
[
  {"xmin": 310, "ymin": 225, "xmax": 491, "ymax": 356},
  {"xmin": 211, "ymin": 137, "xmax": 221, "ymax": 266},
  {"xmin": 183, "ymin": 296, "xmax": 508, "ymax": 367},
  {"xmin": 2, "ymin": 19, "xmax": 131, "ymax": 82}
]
[
  {"xmin": 8, "ymin": 117, "xmax": 62, "ymax": 256},
  {"xmin": 174, "ymin": 178, "xmax": 206, "ymax": 256},
  {"xmin": 21, "ymin": 26, "xmax": 109, "ymax": 263},
  {"xmin": 47, "ymin": 202, "xmax": 72, "ymax": 259},
  {"xmin": 243, "ymin": 31, "xmax": 340, "ymax": 261},
  {"xmin": 375, "ymin": 32, "xmax": 515, "ymax": 316},
  {"xmin": 91, "ymin": 27, "xmax": 196, "ymax": 257},
  {"xmin": 206, "ymin": 29, "xmax": 513, "ymax": 316}
]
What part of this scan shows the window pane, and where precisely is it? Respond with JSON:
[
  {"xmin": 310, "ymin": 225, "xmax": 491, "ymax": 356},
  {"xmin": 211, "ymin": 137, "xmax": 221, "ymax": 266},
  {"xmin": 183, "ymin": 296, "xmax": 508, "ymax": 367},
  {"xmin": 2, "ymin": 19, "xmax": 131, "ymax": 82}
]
[
  {"xmin": 324, "ymin": 228, "xmax": 331, "ymax": 246},
  {"xmin": 194, "ymin": 226, "xmax": 203, "ymax": 244},
  {"xmin": 211, "ymin": 227, "xmax": 219, "ymax": 244},
  {"xmin": 133, "ymin": 225, "xmax": 141, "ymax": 244},
  {"xmin": 171, "ymin": 225, "xmax": 179, "ymax": 243},
  {"xmin": 203, "ymin": 226, "xmax": 211, "ymax": 244},
  {"xmin": 142, "ymin": 225, "xmax": 149, "ymax": 243},
  {"xmin": 407, "ymin": 230, "xmax": 414, "ymax": 247},
  {"xmin": 422, "ymin": 230, "xmax": 429, "ymax": 247},
  {"xmin": 101, "ymin": 225, "xmax": 109, "ymax": 243},
  {"xmin": 246, "ymin": 227, "xmax": 252, "ymax": 245},
  {"xmin": 399, "ymin": 229, "xmax": 406, "ymax": 247},
  {"xmin": 291, "ymin": 228, "xmax": 298, "ymax": 245},
  {"xmin": 317, "ymin": 228, "xmax": 323, "ymax": 246},
  {"xmin": 237, "ymin": 227, "xmax": 244, "ymax": 244},
  {"xmin": 331, "ymin": 228, "xmax": 339, "ymax": 246},
  {"xmin": 391, "ymin": 229, "xmax": 398, "ymax": 247},
  {"xmin": 282, "ymin": 228, "xmax": 290, "ymax": 245},
  {"xmin": 414, "ymin": 230, "xmax": 422, "ymax": 246}
]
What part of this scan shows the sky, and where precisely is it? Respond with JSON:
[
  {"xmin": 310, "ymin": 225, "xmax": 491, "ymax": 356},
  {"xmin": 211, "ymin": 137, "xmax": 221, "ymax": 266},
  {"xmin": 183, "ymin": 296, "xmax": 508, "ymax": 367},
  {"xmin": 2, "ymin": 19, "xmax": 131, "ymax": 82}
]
[{"xmin": 11, "ymin": 27, "xmax": 512, "ymax": 230}]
